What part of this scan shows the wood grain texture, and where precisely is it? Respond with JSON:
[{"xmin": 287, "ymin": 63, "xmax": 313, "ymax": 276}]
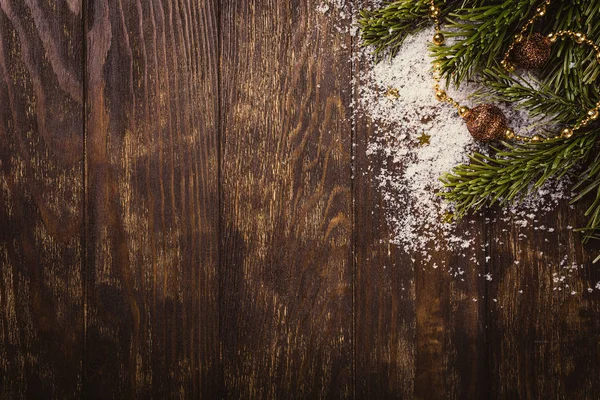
[
  {"xmin": 487, "ymin": 202, "xmax": 600, "ymax": 399},
  {"xmin": 352, "ymin": 3, "xmax": 487, "ymax": 398},
  {"xmin": 84, "ymin": 0, "xmax": 220, "ymax": 397},
  {"xmin": 353, "ymin": 118, "xmax": 416, "ymax": 399},
  {"xmin": 2, "ymin": 0, "xmax": 600, "ymax": 398},
  {"xmin": 0, "ymin": 0, "xmax": 83, "ymax": 398},
  {"xmin": 219, "ymin": 0, "xmax": 353, "ymax": 397},
  {"xmin": 352, "ymin": 26, "xmax": 416, "ymax": 398},
  {"xmin": 413, "ymin": 216, "xmax": 487, "ymax": 400}
]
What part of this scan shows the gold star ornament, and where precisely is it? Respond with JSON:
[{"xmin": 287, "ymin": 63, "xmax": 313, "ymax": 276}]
[
  {"xmin": 417, "ymin": 132, "xmax": 431, "ymax": 146},
  {"xmin": 384, "ymin": 87, "xmax": 400, "ymax": 100}
]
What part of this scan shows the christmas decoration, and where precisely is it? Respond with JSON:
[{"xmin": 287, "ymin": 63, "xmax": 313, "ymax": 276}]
[
  {"xmin": 510, "ymin": 32, "xmax": 552, "ymax": 69},
  {"xmin": 358, "ymin": 0, "xmax": 600, "ymax": 258},
  {"xmin": 462, "ymin": 104, "xmax": 508, "ymax": 142},
  {"xmin": 417, "ymin": 132, "xmax": 432, "ymax": 145},
  {"xmin": 429, "ymin": 0, "xmax": 600, "ymax": 143}
]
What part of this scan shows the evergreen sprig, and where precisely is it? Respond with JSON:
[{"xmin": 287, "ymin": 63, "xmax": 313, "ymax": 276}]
[
  {"xmin": 358, "ymin": 0, "xmax": 433, "ymax": 60},
  {"xmin": 472, "ymin": 67, "xmax": 582, "ymax": 123},
  {"xmin": 359, "ymin": 0, "xmax": 600, "ymax": 249},
  {"xmin": 440, "ymin": 132, "xmax": 597, "ymax": 215}
]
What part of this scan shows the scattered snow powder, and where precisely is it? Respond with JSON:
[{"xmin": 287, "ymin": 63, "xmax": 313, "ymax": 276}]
[{"xmin": 356, "ymin": 27, "xmax": 572, "ymax": 269}]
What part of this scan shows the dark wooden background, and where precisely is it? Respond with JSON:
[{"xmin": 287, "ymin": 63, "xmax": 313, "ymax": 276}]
[{"xmin": 1, "ymin": 0, "xmax": 599, "ymax": 398}]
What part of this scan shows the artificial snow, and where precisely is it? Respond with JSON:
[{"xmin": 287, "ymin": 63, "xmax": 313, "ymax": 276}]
[{"xmin": 357, "ymin": 27, "xmax": 571, "ymax": 267}]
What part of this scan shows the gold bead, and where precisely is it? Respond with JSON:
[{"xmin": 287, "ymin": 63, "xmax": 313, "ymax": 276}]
[
  {"xmin": 588, "ymin": 109, "xmax": 599, "ymax": 120},
  {"xmin": 561, "ymin": 128, "xmax": 574, "ymax": 138},
  {"xmin": 531, "ymin": 134, "xmax": 543, "ymax": 142},
  {"xmin": 429, "ymin": 5, "xmax": 440, "ymax": 17},
  {"xmin": 597, "ymin": 52, "xmax": 600, "ymax": 63},
  {"xmin": 574, "ymin": 32, "xmax": 586, "ymax": 44},
  {"xmin": 501, "ymin": 59, "xmax": 515, "ymax": 72},
  {"xmin": 515, "ymin": 35, "xmax": 524, "ymax": 43},
  {"xmin": 547, "ymin": 33, "xmax": 558, "ymax": 43},
  {"xmin": 536, "ymin": 7, "xmax": 546, "ymax": 16},
  {"xmin": 505, "ymin": 128, "xmax": 515, "ymax": 140},
  {"xmin": 433, "ymin": 33, "xmax": 445, "ymax": 45},
  {"xmin": 435, "ymin": 90, "xmax": 447, "ymax": 101},
  {"xmin": 458, "ymin": 106, "xmax": 470, "ymax": 117}
]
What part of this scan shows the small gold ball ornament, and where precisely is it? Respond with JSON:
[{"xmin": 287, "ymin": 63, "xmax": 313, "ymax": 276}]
[
  {"xmin": 547, "ymin": 33, "xmax": 558, "ymax": 43},
  {"xmin": 561, "ymin": 128, "xmax": 574, "ymax": 138},
  {"xmin": 597, "ymin": 53, "xmax": 600, "ymax": 63},
  {"xmin": 511, "ymin": 33, "xmax": 552, "ymax": 69},
  {"xmin": 531, "ymin": 134, "xmax": 543, "ymax": 142},
  {"xmin": 588, "ymin": 109, "xmax": 599, "ymax": 120},
  {"xmin": 463, "ymin": 104, "xmax": 508, "ymax": 142},
  {"xmin": 429, "ymin": 5, "xmax": 440, "ymax": 17},
  {"xmin": 501, "ymin": 59, "xmax": 515, "ymax": 72},
  {"xmin": 574, "ymin": 32, "xmax": 586, "ymax": 44},
  {"xmin": 505, "ymin": 128, "xmax": 516, "ymax": 140},
  {"xmin": 433, "ymin": 33, "xmax": 445, "ymax": 45},
  {"xmin": 435, "ymin": 90, "xmax": 447, "ymax": 101},
  {"xmin": 458, "ymin": 106, "xmax": 470, "ymax": 117}
]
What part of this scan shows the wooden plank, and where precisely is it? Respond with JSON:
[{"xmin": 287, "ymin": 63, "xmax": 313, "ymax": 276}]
[
  {"xmin": 0, "ymin": 0, "xmax": 83, "ymax": 398},
  {"xmin": 219, "ymin": 1, "xmax": 354, "ymax": 397},
  {"xmin": 413, "ymin": 222, "xmax": 488, "ymax": 400},
  {"xmin": 352, "ymin": 2, "xmax": 487, "ymax": 396},
  {"xmin": 352, "ymin": 42, "xmax": 416, "ymax": 400},
  {"xmin": 353, "ymin": 117, "xmax": 416, "ymax": 398},
  {"xmin": 83, "ymin": 0, "xmax": 220, "ymax": 397},
  {"xmin": 487, "ymin": 201, "xmax": 600, "ymax": 399}
]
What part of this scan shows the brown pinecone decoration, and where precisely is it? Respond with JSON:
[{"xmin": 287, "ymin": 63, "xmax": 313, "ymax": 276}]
[
  {"xmin": 511, "ymin": 33, "xmax": 552, "ymax": 69},
  {"xmin": 463, "ymin": 104, "xmax": 508, "ymax": 142}
]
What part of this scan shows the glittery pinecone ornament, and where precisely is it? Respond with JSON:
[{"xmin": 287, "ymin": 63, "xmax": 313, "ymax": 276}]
[
  {"xmin": 511, "ymin": 33, "xmax": 552, "ymax": 69},
  {"xmin": 463, "ymin": 104, "xmax": 508, "ymax": 142}
]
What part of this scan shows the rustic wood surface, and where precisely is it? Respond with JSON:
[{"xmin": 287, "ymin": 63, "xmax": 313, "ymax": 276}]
[
  {"xmin": 1, "ymin": 0, "xmax": 599, "ymax": 399},
  {"xmin": 84, "ymin": 0, "xmax": 220, "ymax": 398},
  {"xmin": 0, "ymin": 0, "xmax": 83, "ymax": 397}
]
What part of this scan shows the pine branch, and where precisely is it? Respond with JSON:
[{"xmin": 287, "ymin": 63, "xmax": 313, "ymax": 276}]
[
  {"xmin": 572, "ymin": 150, "xmax": 600, "ymax": 253},
  {"xmin": 358, "ymin": 0, "xmax": 432, "ymax": 60},
  {"xmin": 440, "ymin": 132, "xmax": 597, "ymax": 216},
  {"xmin": 430, "ymin": 0, "xmax": 538, "ymax": 85},
  {"xmin": 358, "ymin": 0, "xmax": 467, "ymax": 60},
  {"xmin": 359, "ymin": 0, "xmax": 600, "ymax": 250},
  {"xmin": 472, "ymin": 67, "xmax": 582, "ymax": 124}
]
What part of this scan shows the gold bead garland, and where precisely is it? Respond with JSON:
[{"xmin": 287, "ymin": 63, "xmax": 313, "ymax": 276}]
[{"xmin": 429, "ymin": 0, "xmax": 600, "ymax": 143}]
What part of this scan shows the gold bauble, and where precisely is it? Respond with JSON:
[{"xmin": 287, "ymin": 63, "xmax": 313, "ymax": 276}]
[
  {"xmin": 458, "ymin": 106, "xmax": 470, "ymax": 117},
  {"xmin": 435, "ymin": 90, "xmax": 447, "ymax": 101},
  {"xmin": 505, "ymin": 128, "xmax": 516, "ymax": 140},
  {"xmin": 531, "ymin": 134, "xmax": 543, "ymax": 142},
  {"xmin": 547, "ymin": 33, "xmax": 558, "ymax": 43},
  {"xmin": 597, "ymin": 53, "xmax": 600, "ymax": 63},
  {"xmin": 536, "ymin": 7, "xmax": 546, "ymax": 16},
  {"xmin": 463, "ymin": 104, "xmax": 508, "ymax": 142},
  {"xmin": 433, "ymin": 33, "xmax": 445, "ymax": 45},
  {"xmin": 588, "ymin": 109, "xmax": 599, "ymax": 120},
  {"xmin": 511, "ymin": 33, "xmax": 552, "ymax": 69},
  {"xmin": 429, "ymin": 5, "xmax": 440, "ymax": 17}
]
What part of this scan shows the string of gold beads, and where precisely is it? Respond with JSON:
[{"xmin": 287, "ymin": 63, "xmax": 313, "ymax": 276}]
[{"xmin": 428, "ymin": 0, "xmax": 600, "ymax": 143}]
